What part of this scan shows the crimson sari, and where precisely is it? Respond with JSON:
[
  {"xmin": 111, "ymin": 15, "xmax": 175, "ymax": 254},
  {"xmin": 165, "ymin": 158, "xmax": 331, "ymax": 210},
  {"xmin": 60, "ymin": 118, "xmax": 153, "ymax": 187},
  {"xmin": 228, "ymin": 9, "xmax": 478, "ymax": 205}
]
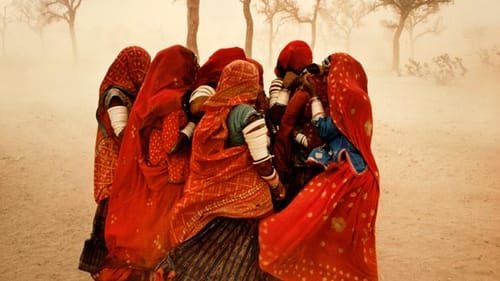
[
  {"xmin": 259, "ymin": 53, "xmax": 381, "ymax": 280},
  {"xmin": 94, "ymin": 45, "xmax": 198, "ymax": 281},
  {"xmin": 94, "ymin": 46, "xmax": 151, "ymax": 203},
  {"xmin": 168, "ymin": 59, "xmax": 274, "ymax": 247}
]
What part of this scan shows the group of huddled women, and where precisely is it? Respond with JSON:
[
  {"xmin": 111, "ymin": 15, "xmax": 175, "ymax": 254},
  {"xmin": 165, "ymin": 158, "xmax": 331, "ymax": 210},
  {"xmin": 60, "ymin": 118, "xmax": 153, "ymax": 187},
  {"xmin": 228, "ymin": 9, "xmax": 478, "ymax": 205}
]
[{"xmin": 78, "ymin": 40, "xmax": 380, "ymax": 281}]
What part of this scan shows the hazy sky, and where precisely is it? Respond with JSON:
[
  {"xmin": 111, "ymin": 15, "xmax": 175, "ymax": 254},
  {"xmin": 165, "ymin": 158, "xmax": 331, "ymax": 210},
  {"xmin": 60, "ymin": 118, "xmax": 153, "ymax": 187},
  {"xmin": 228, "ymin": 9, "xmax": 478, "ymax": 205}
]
[{"xmin": 2, "ymin": 0, "xmax": 500, "ymax": 73}]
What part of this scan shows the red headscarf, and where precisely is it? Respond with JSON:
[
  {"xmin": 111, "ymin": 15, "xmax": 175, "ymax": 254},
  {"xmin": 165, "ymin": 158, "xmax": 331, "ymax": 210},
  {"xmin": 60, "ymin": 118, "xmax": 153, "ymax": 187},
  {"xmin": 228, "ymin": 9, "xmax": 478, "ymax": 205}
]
[
  {"xmin": 97, "ymin": 45, "xmax": 198, "ymax": 280},
  {"xmin": 93, "ymin": 46, "xmax": 151, "ymax": 202},
  {"xmin": 168, "ymin": 60, "xmax": 274, "ymax": 246},
  {"xmin": 259, "ymin": 53, "xmax": 380, "ymax": 281},
  {"xmin": 97, "ymin": 46, "xmax": 151, "ymax": 138},
  {"xmin": 274, "ymin": 40, "xmax": 313, "ymax": 77},
  {"xmin": 193, "ymin": 47, "xmax": 246, "ymax": 88}
]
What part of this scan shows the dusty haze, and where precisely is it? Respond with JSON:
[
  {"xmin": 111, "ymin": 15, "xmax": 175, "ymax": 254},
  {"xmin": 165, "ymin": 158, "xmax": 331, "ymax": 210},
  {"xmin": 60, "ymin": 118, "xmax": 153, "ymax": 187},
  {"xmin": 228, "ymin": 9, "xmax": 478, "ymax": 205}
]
[{"xmin": 1, "ymin": 0, "xmax": 499, "ymax": 280}]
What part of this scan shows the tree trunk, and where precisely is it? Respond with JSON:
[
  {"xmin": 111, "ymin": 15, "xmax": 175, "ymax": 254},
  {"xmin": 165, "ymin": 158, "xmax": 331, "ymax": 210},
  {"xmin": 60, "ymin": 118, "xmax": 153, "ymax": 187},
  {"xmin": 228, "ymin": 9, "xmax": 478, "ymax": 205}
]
[
  {"xmin": 186, "ymin": 0, "xmax": 200, "ymax": 57},
  {"xmin": 310, "ymin": 0, "xmax": 321, "ymax": 51},
  {"xmin": 69, "ymin": 19, "xmax": 78, "ymax": 63},
  {"xmin": 392, "ymin": 13, "xmax": 407, "ymax": 74},
  {"xmin": 242, "ymin": 0, "xmax": 253, "ymax": 58},
  {"xmin": 1, "ymin": 31, "xmax": 5, "ymax": 56},
  {"xmin": 268, "ymin": 19, "xmax": 274, "ymax": 67},
  {"xmin": 1, "ymin": 6, "xmax": 6, "ymax": 56},
  {"xmin": 408, "ymin": 27, "xmax": 415, "ymax": 60},
  {"xmin": 310, "ymin": 23, "xmax": 316, "ymax": 51},
  {"xmin": 345, "ymin": 31, "xmax": 352, "ymax": 52}
]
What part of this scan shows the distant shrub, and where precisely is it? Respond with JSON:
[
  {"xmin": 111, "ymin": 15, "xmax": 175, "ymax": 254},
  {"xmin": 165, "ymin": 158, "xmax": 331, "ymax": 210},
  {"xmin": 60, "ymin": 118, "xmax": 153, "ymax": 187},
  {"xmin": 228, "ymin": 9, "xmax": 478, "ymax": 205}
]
[
  {"xmin": 405, "ymin": 54, "xmax": 467, "ymax": 85},
  {"xmin": 478, "ymin": 47, "xmax": 500, "ymax": 69}
]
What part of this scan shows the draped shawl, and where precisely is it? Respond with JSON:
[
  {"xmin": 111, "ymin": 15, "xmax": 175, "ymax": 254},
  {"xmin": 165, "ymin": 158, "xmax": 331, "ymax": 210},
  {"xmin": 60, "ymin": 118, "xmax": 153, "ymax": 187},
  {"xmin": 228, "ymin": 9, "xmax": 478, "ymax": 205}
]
[
  {"xmin": 259, "ymin": 53, "xmax": 381, "ymax": 281},
  {"xmin": 168, "ymin": 60, "xmax": 274, "ymax": 246},
  {"xmin": 96, "ymin": 45, "xmax": 198, "ymax": 281}
]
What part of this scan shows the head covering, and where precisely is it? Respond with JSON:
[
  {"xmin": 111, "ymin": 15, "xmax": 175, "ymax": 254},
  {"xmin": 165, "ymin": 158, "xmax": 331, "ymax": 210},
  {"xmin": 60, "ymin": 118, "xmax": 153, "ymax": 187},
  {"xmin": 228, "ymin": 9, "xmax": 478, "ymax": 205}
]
[
  {"xmin": 97, "ymin": 46, "xmax": 151, "ymax": 137},
  {"xmin": 274, "ymin": 40, "xmax": 313, "ymax": 77},
  {"xmin": 204, "ymin": 59, "xmax": 259, "ymax": 108},
  {"xmin": 168, "ymin": 60, "xmax": 273, "ymax": 245},
  {"xmin": 326, "ymin": 52, "xmax": 376, "ymax": 174},
  {"xmin": 99, "ymin": 46, "xmax": 151, "ymax": 95},
  {"xmin": 102, "ymin": 45, "xmax": 198, "ymax": 275},
  {"xmin": 112, "ymin": 44, "xmax": 198, "ymax": 193},
  {"xmin": 246, "ymin": 57, "xmax": 264, "ymax": 88},
  {"xmin": 246, "ymin": 57, "xmax": 268, "ymax": 113},
  {"xmin": 193, "ymin": 47, "xmax": 247, "ymax": 89}
]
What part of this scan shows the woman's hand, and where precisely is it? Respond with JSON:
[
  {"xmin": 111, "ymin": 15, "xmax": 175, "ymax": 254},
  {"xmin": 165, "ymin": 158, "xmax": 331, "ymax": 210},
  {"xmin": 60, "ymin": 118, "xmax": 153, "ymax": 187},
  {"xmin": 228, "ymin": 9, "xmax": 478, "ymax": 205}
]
[{"xmin": 301, "ymin": 73, "xmax": 317, "ymax": 97}]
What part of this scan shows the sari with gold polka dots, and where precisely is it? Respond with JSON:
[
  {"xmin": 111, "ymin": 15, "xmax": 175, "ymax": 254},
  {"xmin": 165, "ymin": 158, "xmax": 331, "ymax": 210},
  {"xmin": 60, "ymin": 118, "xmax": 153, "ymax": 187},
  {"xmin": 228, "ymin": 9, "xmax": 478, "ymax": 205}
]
[{"xmin": 259, "ymin": 53, "xmax": 380, "ymax": 281}]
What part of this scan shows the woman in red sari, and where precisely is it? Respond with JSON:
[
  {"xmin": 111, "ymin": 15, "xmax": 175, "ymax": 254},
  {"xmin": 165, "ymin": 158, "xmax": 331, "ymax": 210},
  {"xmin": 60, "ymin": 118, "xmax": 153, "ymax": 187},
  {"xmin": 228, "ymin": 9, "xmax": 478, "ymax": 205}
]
[
  {"xmin": 268, "ymin": 40, "xmax": 313, "ymax": 135},
  {"xmin": 170, "ymin": 47, "xmax": 247, "ymax": 153},
  {"xmin": 158, "ymin": 59, "xmax": 280, "ymax": 280},
  {"xmin": 93, "ymin": 45, "xmax": 152, "ymax": 203},
  {"xmin": 270, "ymin": 41, "xmax": 325, "ymax": 211},
  {"xmin": 93, "ymin": 45, "xmax": 199, "ymax": 281},
  {"xmin": 79, "ymin": 46, "xmax": 151, "ymax": 274},
  {"xmin": 259, "ymin": 53, "xmax": 381, "ymax": 280}
]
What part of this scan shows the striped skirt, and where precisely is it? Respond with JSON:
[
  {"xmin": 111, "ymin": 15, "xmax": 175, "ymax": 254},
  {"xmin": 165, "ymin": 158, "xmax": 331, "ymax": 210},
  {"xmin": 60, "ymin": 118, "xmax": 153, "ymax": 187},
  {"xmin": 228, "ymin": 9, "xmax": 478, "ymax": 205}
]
[{"xmin": 159, "ymin": 217, "xmax": 279, "ymax": 281}]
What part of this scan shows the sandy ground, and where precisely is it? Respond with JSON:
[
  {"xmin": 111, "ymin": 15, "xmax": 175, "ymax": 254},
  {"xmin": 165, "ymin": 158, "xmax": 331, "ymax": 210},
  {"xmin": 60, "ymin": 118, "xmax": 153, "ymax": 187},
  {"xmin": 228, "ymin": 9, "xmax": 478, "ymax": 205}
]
[{"xmin": 0, "ymin": 58, "xmax": 499, "ymax": 281}]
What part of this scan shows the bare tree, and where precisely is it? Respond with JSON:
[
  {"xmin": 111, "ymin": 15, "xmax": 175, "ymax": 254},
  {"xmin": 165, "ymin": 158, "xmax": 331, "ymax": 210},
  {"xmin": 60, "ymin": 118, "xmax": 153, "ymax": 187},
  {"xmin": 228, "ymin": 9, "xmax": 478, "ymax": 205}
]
[
  {"xmin": 281, "ymin": 0, "xmax": 321, "ymax": 51},
  {"xmin": 378, "ymin": 0, "xmax": 453, "ymax": 74},
  {"xmin": 0, "ymin": 4, "xmax": 12, "ymax": 56},
  {"xmin": 241, "ymin": 0, "xmax": 253, "ymax": 57},
  {"xmin": 320, "ymin": 0, "xmax": 375, "ymax": 51},
  {"xmin": 257, "ymin": 0, "xmax": 286, "ymax": 66},
  {"xmin": 405, "ymin": 5, "xmax": 444, "ymax": 59},
  {"xmin": 186, "ymin": 0, "xmax": 199, "ymax": 56},
  {"xmin": 13, "ymin": 0, "xmax": 52, "ymax": 54},
  {"xmin": 0, "ymin": 6, "xmax": 5, "ymax": 56},
  {"xmin": 40, "ymin": 0, "xmax": 82, "ymax": 62}
]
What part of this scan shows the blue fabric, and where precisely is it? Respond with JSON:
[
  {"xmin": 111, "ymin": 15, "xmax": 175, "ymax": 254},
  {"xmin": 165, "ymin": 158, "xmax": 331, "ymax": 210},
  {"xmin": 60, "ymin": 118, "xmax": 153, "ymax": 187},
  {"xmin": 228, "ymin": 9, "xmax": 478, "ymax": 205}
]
[
  {"xmin": 311, "ymin": 116, "xmax": 366, "ymax": 173},
  {"xmin": 306, "ymin": 146, "xmax": 332, "ymax": 169},
  {"xmin": 227, "ymin": 104, "xmax": 259, "ymax": 146}
]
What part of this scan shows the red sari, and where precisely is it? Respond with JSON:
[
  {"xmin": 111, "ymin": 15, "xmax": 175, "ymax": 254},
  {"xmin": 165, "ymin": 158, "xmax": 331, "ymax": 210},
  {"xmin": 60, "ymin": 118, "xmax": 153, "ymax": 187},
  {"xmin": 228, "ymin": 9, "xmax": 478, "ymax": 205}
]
[
  {"xmin": 167, "ymin": 59, "xmax": 274, "ymax": 247},
  {"xmin": 259, "ymin": 53, "xmax": 381, "ymax": 280},
  {"xmin": 94, "ymin": 46, "xmax": 151, "ymax": 203},
  {"xmin": 94, "ymin": 45, "xmax": 198, "ymax": 281}
]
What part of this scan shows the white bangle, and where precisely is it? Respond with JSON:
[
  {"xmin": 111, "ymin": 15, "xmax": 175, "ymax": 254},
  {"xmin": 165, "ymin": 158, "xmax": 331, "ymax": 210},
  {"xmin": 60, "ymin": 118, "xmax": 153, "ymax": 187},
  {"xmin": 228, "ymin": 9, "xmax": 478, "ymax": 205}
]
[
  {"xmin": 269, "ymin": 78, "xmax": 283, "ymax": 108},
  {"xmin": 311, "ymin": 97, "xmax": 325, "ymax": 123},
  {"xmin": 107, "ymin": 105, "xmax": 128, "ymax": 136},
  {"xmin": 180, "ymin": 121, "xmax": 196, "ymax": 140},
  {"xmin": 189, "ymin": 85, "xmax": 215, "ymax": 103},
  {"xmin": 243, "ymin": 119, "xmax": 270, "ymax": 162},
  {"xmin": 261, "ymin": 168, "xmax": 279, "ymax": 188},
  {"xmin": 275, "ymin": 89, "xmax": 290, "ymax": 106}
]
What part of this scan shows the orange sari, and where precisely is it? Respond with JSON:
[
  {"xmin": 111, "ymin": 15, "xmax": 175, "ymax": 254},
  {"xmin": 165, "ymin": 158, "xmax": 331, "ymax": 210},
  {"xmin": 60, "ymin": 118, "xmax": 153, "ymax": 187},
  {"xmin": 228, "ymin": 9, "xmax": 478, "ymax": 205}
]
[
  {"xmin": 93, "ymin": 46, "xmax": 151, "ymax": 203},
  {"xmin": 94, "ymin": 45, "xmax": 198, "ymax": 281},
  {"xmin": 168, "ymin": 59, "xmax": 274, "ymax": 247},
  {"xmin": 259, "ymin": 53, "xmax": 381, "ymax": 280}
]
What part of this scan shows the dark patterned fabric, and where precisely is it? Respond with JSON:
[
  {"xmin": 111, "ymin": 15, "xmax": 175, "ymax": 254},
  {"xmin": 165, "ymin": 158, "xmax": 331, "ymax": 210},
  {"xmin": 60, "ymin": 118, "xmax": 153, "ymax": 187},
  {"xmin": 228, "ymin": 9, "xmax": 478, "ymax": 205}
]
[
  {"xmin": 163, "ymin": 218, "xmax": 279, "ymax": 281},
  {"xmin": 78, "ymin": 199, "xmax": 109, "ymax": 274}
]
